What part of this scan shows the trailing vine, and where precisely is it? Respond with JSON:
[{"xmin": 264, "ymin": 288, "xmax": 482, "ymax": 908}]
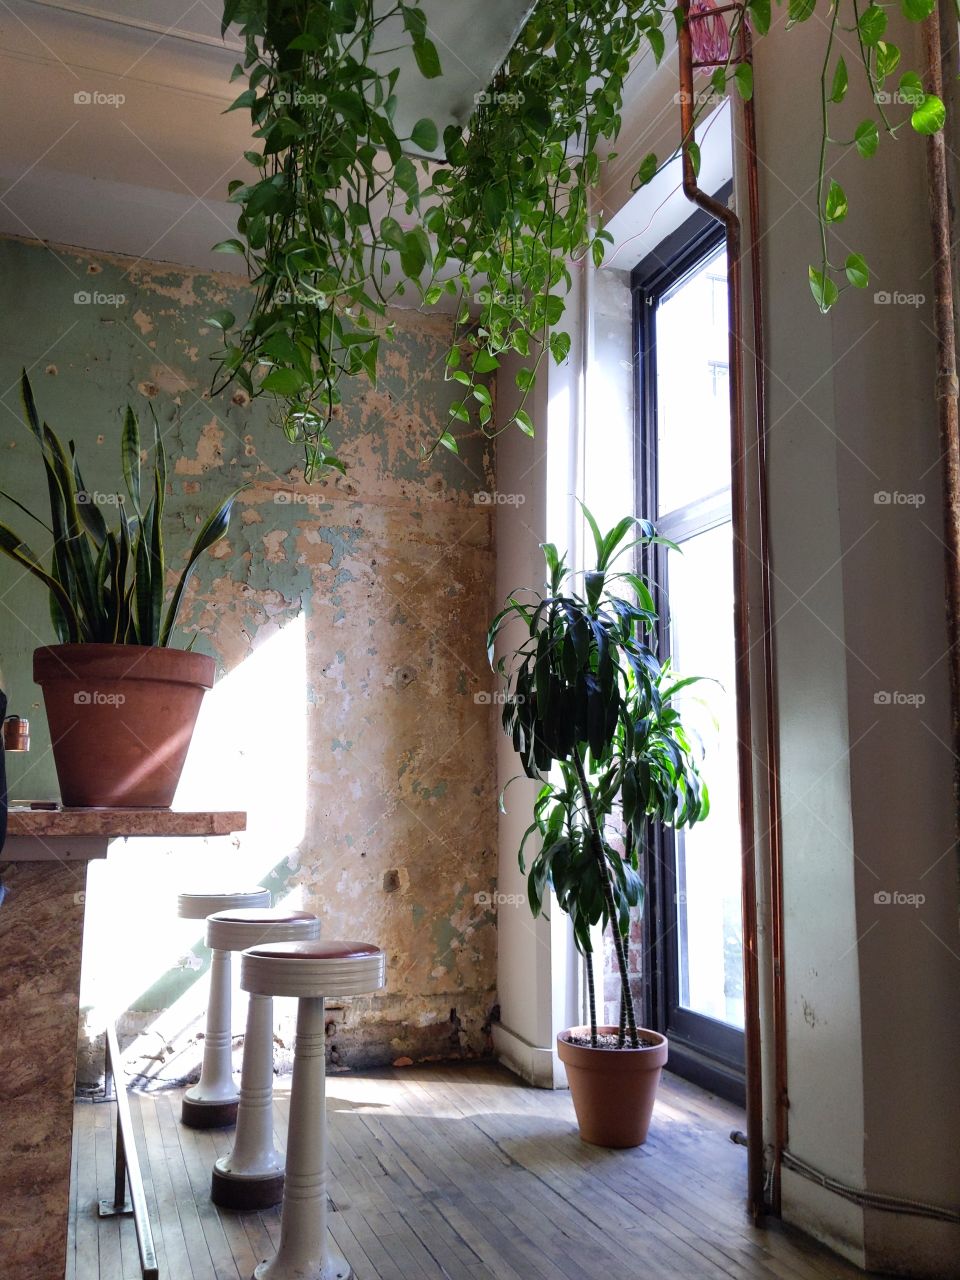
[
  {"xmin": 805, "ymin": 0, "xmax": 945, "ymax": 310},
  {"xmin": 212, "ymin": 0, "xmax": 672, "ymax": 476},
  {"xmin": 647, "ymin": 0, "xmax": 944, "ymax": 312},
  {"xmin": 212, "ymin": 0, "xmax": 945, "ymax": 476}
]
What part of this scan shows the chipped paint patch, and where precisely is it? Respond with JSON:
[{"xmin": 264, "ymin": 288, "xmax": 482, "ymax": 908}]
[{"xmin": 174, "ymin": 417, "xmax": 224, "ymax": 474}]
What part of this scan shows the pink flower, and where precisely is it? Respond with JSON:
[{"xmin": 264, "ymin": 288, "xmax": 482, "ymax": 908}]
[{"xmin": 689, "ymin": 0, "xmax": 731, "ymax": 66}]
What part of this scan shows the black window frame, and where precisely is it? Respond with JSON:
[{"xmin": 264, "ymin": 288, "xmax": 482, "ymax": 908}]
[{"xmin": 631, "ymin": 188, "xmax": 746, "ymax": 1106}]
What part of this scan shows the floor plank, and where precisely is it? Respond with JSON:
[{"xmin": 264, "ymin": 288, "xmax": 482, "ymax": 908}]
[{"xmin": 67, "ymin": 1064, "xmax": 868, "ymax": 1280}]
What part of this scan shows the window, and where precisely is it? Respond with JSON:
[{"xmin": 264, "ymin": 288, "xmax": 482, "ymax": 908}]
[{"xmin": 633, "ymin": 199, "xmax": 745, "ymax": 1103}]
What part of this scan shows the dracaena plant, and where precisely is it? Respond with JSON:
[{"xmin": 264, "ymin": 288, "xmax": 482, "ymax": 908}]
[
  {"xmin": 0, "ymin": 371, "xmax": 242, "ymax": 647},
  {"xmin": 488, "ymin": 507, "xmax": 709, "ymax": 1049}
]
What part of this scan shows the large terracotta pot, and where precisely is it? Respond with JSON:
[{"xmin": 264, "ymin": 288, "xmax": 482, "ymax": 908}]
[
  {"xmin": 557, "ymin": 1024, "xmax": 668, "ymax": 1148},
  {"xmin": 0, "ymin": 685, "xmax": 7, "ymax": 853},
  {"xmin": 33, "ymin": 644, "xmax": 215, "ymax": 808}
]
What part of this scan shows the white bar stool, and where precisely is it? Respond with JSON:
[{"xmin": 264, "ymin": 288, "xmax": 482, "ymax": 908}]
[
  {"xmin": 241, "ymin": 940, "xmax": 385, "ymax": 1280},
  {"xmin": 206, "ymin": 908, "xmax": 321, "ymax": 1209},
  {"xmin": 177, "ymin": 888, "xmax": 271, "ymax": 1127}
]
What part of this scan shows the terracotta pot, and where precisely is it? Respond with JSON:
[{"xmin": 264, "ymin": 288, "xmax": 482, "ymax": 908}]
[
  {"xmin": 557, "ymin": 1024, "xmax": 668, "ymax": 1148},
  {"xmin": 33, "ymin": 644, "xmax": 215, "ymax": 808}
]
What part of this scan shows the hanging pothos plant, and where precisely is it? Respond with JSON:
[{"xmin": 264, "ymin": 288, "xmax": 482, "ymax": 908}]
[{"xmin": 211, "ymin": 0, "xmax": 944, "ymax": 477}]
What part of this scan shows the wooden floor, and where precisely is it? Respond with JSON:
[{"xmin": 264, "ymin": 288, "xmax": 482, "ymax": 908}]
[{"xmin": 68, "ymin": 1063, "xmax": 867, "ymax": 1280}]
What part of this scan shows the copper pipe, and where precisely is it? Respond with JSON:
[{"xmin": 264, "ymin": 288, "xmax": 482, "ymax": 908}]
[
  {"xmin": 677, "ymin": 1, "xmax": 764, "ymax": 1221},
  {"xmin": 922, "ymin": 13, "xmax": 960, "ymax": 843},
  {"xmin": 740, "ymin": 28, "xmax": 788, "ymax": 1215}
]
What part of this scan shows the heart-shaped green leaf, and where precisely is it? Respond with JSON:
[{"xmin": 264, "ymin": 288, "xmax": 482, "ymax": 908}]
[
  {"xmin": 911, "ymin": 94, "xmax": 945, "ymax": 135},
  {"xmin": 809, "ymin": 265, "xmax": 839, "ymax": 312},
  {"xmin": 844, "ymin": 254, "xmax": 870, "ymax": 288},
  {"xmin": 410, "ymin": 117, "xmax": 438, "ymax": 151}
]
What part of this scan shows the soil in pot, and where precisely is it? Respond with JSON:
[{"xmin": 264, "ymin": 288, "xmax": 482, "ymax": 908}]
[
  {"xmin": 565, "ymin": 1030, "xmax": 657, "ymax": 1049},
  {"xmin": 34, "ymin": 644, "xmax": 215, "ymax": 808},
  {"xmin": 557, "ymin": 1023, "xmax": 668, "ymax": 1148}
]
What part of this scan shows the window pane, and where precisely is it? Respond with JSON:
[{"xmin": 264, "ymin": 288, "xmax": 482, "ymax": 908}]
[
  {"xmin": 666, "ymin": 522, "xmax": 744, "ymax": 1029},
  {"xmin": 655, "ymin": 246, "xmax": 730, "ymax": 517}
]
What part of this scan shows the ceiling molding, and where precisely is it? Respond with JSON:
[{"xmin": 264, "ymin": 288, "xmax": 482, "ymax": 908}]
[{"xmin": 20, "ymin": 0, "xmax": 243, "ymax": 49}]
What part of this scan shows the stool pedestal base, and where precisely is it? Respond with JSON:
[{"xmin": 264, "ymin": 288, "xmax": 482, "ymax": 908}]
[
  {"xmin": 211, "ymin": 1165, "xmax": 285, "ymax": 1211},
  {"xmin": 251, "ymin": 995, "xmax": 346, "ymax": 1280},
  {"xmin": 182, "ymin": 946, "xmax": 240, "ymax": 1129},
  {"xmin": 212, "ymin": 992, "xmax": 285, "ymax": 1206},
  {"xmin": 253, "ymin": 1238, "xmax": 351, "ymax": 1280},
  {"xmin": 181, "ymin": 1096, "xmax": 240, "ymax": 1129}
]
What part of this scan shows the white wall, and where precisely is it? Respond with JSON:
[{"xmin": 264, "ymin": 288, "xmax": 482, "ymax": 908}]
[
  {"xmin": 755, "ymin": 14, "xmax": 960, "ymax": 1273},
  {"xmin": 491, "ymin": 303, "xmax": 582, "ymax": 1086}
]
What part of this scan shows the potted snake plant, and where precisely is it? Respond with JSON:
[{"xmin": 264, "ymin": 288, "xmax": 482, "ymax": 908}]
[
  {"xmin": 0, "ymin": 371, "xmax": 243, "ymax": 808},
  {"xmin": 489, "ymin": 507, "xmax": 710, "ymax": 1147}
]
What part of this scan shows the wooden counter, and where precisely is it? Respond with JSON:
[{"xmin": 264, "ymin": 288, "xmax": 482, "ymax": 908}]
[
  {"xmin": 3, "ymin": 807, "xmax": 247, "ymax": 860},
  {"xmin": 0, "ymin": 808, "xmax": 247, "ymax": 1280}
]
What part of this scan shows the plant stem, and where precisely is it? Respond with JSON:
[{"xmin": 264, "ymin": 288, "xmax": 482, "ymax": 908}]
[
  {"xmin": 620, "ymin": 825, "xmax": 634, "ymax": 1047},
  {"xmin": 571, "ymin": 748, "xmax": 640, "ymax": 1048},
  {"xmin": 618, "ymin": 929, "xmax": 628, "ymax": 1048},
  {"xmin": 585, "ymin": 948, "xmax": 598, "ymax": 1048},
  {"xmin": 816, "ymin": 0, "xmax": 841, "ymax": 296}
]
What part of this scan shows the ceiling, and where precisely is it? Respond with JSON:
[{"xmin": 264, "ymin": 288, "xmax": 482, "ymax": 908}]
[{"xmin": 0, "ymin": 0, "xmax": 534, "ymax": 272}]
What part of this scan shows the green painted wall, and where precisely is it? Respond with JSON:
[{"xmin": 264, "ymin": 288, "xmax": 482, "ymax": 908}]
[{"xmin": 0, "ymin": 235, "xmax": 500, "ymax": 1070}]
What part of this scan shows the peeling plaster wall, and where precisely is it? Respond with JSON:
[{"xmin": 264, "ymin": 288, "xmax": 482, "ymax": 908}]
[{"xmin": 0, "ymin": 235, "xmax": 500, "ymax": 1074}]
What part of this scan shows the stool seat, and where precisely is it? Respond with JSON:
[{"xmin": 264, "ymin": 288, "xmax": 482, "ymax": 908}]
[
  {"xmin": 178, "ymin": 888, "xmax": 270, "ymax": 920},
  {"xmin": 242, "ymin": 940, "xmax": 385, "ymax": 999},
  {"xmin": 206, "ymin": 908, "xmax": 319, "ymax": 952}
]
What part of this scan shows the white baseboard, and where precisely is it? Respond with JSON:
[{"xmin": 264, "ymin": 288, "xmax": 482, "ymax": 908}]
[
  {"xmin": 492, "ymin": 1024, "xmax": 568, "ymax": 1089},
  {"xmin": 783, "ymin": 1166, "xmax": 960, "ymax": 1277}
]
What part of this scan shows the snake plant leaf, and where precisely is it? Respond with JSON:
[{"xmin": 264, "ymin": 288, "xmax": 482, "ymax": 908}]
[
  {"xmin": 38, "ymin": 452, "xmax": 82, "ymax": 635},
  {"xmin": 36, "ymin": 440, "xmax": 70, "ymax": 573},
  {"xmin": 133, "ymin": 518, "xmax": 151, "ymax": 645},
  {"xmin": 159, "ymin": 486, "xmax": 246, "ymax": 646},
  {"xmin": 41, "ymin": 423, "xmax": 101, "ymax": 630},
  {"xmin": 49, "ymin": 586, "xmax": 71, "ymax": 644},
  {"xmin": 114, "ymin": 512, "xmax": 134, "ymax": 643},
  {"xmin": 0, "ymin": 487, "xmax": 52, "ymax": 535},
  {"xmin": 19, "ymin": 368, "xmax": 42, "ymax": 442},
  {"xmin": 93, "ymin": 533, "xmax": 110, "ymax": 608},
  {"xmin": 69, "ymin": 444, "xmax": 108, "ymax": 547},
  {"xmin": 99, "ymin": 532, "xmax": 121, "ymax": 644},
  {"xmin": 149, "ymin": 418, "xmax": 167, "ymax": 644},
  {"xmin": 0, "ymin": 521, "xmax": 80, "ymax": 641},
  {"xmin": 121, "ymin": 407, "xmax": 142, "ymax": 518}
]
